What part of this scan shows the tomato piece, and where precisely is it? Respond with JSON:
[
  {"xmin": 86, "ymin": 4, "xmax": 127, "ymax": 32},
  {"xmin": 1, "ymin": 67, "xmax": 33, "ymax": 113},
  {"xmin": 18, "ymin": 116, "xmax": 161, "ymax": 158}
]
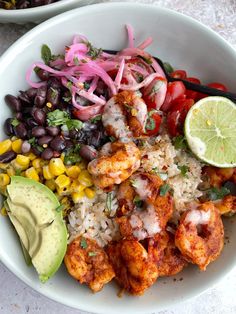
[
  {"xmin": 207, "ymin": 82, "xmax": 228, "ymax": 91},
  {"xmin": 161, "ymin": 81, "xmax": 186, "ymax": 112},
  {"xmin": 185, "ymin": 77, "xmax": 201, "ymax": 100},
  {"xmin": 142, "ymin": 77, "xmax": 167, "ymax": 110},
  {"xmin": 167, "ymin": 98, "xmax": 194, "ymax": 137},
  {"xmin": 170, "ymin": 70, "xmax": 187, "ymax": 79},
  {"xmin": 145, "ymin": 110, "xmax": 162, "ymax": 136}
]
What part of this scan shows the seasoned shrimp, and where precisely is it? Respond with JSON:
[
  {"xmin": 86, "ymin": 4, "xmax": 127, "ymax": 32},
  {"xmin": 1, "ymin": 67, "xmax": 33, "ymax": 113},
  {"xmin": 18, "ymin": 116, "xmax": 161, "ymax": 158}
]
[
  {"xmin": 116, "ymin": 173, "xmax": 173, "ymax": 240},
  {"xmin": 102, "ymin": 91, "xmax": 148, "ymax": 140},
  {"xmin": 202, "ymin": 166, "xmax": 235, "ymax": 188},
  {"xmin": 107, "ymin": 239, "xmax": 158, "ymax": 295},
  {"xmin": 64, "ymin": 236, "xmax": 115, "ymax": 292},
  {"xmin": 88, "ymin": 141, "xmax": 141, "ymax": 190},
  {"xmin": 175, "ymin": 202, "xmax": 224, "ymax": 271},
  {"xmin": 214, "ymin": 195, "xmax": 236, "ymax": 216}
]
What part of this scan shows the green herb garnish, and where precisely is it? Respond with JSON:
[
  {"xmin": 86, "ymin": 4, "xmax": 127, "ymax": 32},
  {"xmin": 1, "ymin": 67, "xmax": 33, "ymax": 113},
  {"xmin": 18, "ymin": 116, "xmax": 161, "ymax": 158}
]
[
  {"xmin": 80, "ymin": 238, "xmax": 88, "ymax": 249},
  {"xmin": 163, "ymin": 62, "xmax": 174, "ymax": 74},
  {"xmin": 41, "ymin": 44, "xmax": 52, "ymax": 65},
  {"xmin": 11, "ymin": 118, "xmax": 20, "ymax": 127},
  {"xmin": 73, "ymin": 56, "xmax": 79, "ymax": 65},
  {"xmin": 15, "ymin": 169, "xmax": 22, "ymax": 176},
  {"xmin": 159, "ymin": 184, "xmax": 171, "ymax": 196},
  {"xmin": 109, "ymin": 136, "xmax": 116, "ymax": 143},
  {"xmin": 63, "ymin": 96, "xmax": 72, "ymax": 102},
  {"xmin": 47, "ymin": 109, "xmax": 83, "ymax": 130},
  {"xmin": 207, "ymin": 187, "xmax": 230, "ymax": 201},
  {"xmin": 143, "ymin": 57, "xmax": 152, "ymax": 65},
  {"xmin": 66, "ymin": 119, "xmax": 83, "ymax": 130},
  {"xmin": 84, "ymin": 82, "xmax": 90, "ymax": 90},
  {"xmin": 133, "ymin": 195, "xmax": 143, "ymax": 208},
  {"xmin": 106, "ymin": 192, "xmax": 113, "ymax": 211},
  {"xmin": 50, "ymin": 87, "xmax": 58, "ymax": 100},
  {"xmin": 88, "ymin": 251, "xmax": 97, "ymax": 257},
  {"xmin": 152, "ymin": 168, "xmax": 168, "ymax": 180},
  {"xmin": 90, "ymin": 115, "xmax": 102, "ymax": 123},
  {"xmin": 145, "ymin": 110, "xmax": 156, "ymax": 131},
  {"xmin": 87, "ymin": 42, "xmax": 102, "ymax": 59},
  {"xmin": 178, "ymin": 165, "xmax": 189, "ymax": 177},
  {"xmin": 173, "ymin": 135, "xmax": 187, "ymax": 150}
]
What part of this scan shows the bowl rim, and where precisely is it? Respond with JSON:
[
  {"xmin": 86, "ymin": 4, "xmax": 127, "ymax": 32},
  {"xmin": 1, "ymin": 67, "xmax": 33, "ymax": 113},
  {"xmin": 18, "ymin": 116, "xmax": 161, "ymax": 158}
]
[
  {"xmin": 0, "ymin": 2, "xmax": 236, "ymax": 313},
  {"xmin": 0, "ymin": 0, "xmax": 82, "ymax": 17}
]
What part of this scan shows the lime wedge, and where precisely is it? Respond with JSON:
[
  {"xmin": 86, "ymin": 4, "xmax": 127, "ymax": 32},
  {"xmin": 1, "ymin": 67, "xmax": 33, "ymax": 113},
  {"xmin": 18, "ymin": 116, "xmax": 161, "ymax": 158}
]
[{"xmin": 184, "ymin": 96, "xmax": 236, "ymax": 167}]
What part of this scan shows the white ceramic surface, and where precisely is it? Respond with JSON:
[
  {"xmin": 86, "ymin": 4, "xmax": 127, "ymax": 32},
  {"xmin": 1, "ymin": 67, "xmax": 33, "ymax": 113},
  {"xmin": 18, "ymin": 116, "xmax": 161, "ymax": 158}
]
[
  {"xmin": 0, "ymin": 3, "xmax": 236, "ymax": 314},
  {"xmin": 0, "ymin": 0, "xmax": 96, "ymax": 24}
]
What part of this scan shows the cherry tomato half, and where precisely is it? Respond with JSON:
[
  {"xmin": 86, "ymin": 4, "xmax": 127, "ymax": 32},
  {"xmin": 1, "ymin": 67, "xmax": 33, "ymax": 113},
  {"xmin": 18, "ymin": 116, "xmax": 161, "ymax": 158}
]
[
  {"xmin": 145, "ymin": 110, "xmax": 162, "ymax": 136},
  {"xmin": 161, "ymin": 81, "xmax": 186, "ymax": 112},
  {"xmin": 207, "ymin": 82, "xmax": 228, "ymax": 91},
  {"xmin": 167, "ymin": 98, "xmax": 194, "ymax": 137},
  {"xmin": 170, "ymin": 70, "xmax": 187, "ymax": 79},
  {"xmin": 185, "ymin": 77, "xmax": 201, "ymax": 100}
]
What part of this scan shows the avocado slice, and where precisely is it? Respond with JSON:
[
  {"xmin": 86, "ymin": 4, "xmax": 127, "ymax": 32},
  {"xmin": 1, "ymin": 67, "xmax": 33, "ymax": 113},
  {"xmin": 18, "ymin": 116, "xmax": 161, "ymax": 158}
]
[{"xmin": 6, "ymin": 176, "xmax": 68, "ymax": 283}]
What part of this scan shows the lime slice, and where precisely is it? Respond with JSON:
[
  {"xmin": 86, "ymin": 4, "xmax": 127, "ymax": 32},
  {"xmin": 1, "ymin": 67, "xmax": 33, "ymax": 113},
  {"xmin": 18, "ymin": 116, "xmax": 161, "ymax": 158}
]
[{"xmin": 184, "ymin": 96, "xmax": 236, "ymax": 167}]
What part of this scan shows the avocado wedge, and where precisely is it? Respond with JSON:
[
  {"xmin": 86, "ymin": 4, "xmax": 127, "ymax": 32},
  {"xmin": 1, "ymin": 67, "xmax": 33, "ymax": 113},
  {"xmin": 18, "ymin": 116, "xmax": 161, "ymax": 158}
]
[{"xmin": 6, "ymin": 176, "xmax": 68, "ymax": 283}]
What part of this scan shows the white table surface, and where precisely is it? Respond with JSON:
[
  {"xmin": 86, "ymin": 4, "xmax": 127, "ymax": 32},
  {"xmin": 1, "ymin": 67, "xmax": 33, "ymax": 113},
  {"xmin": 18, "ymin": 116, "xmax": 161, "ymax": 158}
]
[{"xmin": 0, "ymin": 0, "xmax": 236, "ymax": 313}]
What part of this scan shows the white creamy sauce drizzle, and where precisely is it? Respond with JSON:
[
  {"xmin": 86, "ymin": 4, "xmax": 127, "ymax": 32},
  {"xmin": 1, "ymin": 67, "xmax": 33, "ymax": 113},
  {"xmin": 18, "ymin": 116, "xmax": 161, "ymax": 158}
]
[
  {"xmin": 133, "ymin": 97, "xmax": 147, "ymax": 130},
  {"xmin": 132, "ymin": 176, "xmax": 151, "ymax": 201},
  {"xmin": 185, "ymin": 210, "xmax": 210, "ymax": 225},
  {"xmin": 188, "ymin": 136, "xmax": 206, "ymax": 156},
  {"xmin": 102, "ymin": 97, "xmax": 132, "ymax": 140}
]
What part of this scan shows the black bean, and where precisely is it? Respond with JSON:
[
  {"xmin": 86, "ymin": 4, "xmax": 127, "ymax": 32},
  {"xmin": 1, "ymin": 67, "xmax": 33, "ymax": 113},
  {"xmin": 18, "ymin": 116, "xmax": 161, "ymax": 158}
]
[
  {"xmin": 18, "ymin": 91, "xmax": 31, "ymax": 104},
  {"xmin": 79, "ymin": 145, "xmax": 98, "ymax": 161},
  {"xmin": 48, "ymin": 77, "xmax": 62, "ymax": 89},
  {"xmin": 34, "ymin": 86, "xmax": 47, "ymax": 108},
  {"xmin": 38, "ymin": 135, "xmax": 53, "ymax": 146},
  {"xmin": 21, "ymin": 141, "xmax": 31, "ymax": 154},
  {"xmin": 87, "ymin": 130, "xmax": 102, "ymax": 148},
  {"xmin": 15, "ymin": 112, "xmax": 23, "ymax": 121},
  {"xmin": 83, "ymin": 122, "xmax": 98, "ymax": 131},
  {"xmin": 50, "ymin": 136, "xmax": 66, "ymax": 152},
  {"xmin": 26, "ymin": 118, "xmax": 38, "ymax": 128},
  {"xmin": 0, "ymin": 151, "xmax": 16, "ymax": 163},
  {"xmin": 14, "ymin": 123, "xmax": 27, "ymax": 139},
  {"xmin": 31, "ymin": 147, "xmax": 41, "ymax": 156},
  {"xmin": 5, "ymin": 94, "xmax": 22, "ymax": 112},
  {"xmin": 22, "ymin": 106, "xmax": 32, "ymax": 114},
  {"xmin": 41, "ymin": 148, "xmax": 54, "ymax": 160},
  {"xmin": 36, "ymin": 69, "xmax": 49, "ymax": 81},
  {"xmin": 32, "ymin": 109, "xmax": 46, "ymax": 125},
  {"xmin": 4, "ymin": 118, "xmax": 14, "ymax": 136},
  {"xmin": 65, "ymin": 140, "xmax": 74, "ymax": 149},
  {"xmin": 47, "ymin": 87, "xmax": 60, "ymax": 106},
  {"xmin": 46, "ymin": 126, "xmax": 60, "ymax": 136},
  {"xmin": 26, "ymin": 88, "xmax": 37, "ymax": 99},
  {"xmin": 32, "ymin": 126, "xmax": 46, "ymax": 137}
]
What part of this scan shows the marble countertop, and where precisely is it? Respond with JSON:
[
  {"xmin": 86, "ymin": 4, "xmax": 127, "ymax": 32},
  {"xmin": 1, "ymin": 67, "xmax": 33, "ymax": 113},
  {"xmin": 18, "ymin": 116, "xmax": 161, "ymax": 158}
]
[{"xmin": 0, "ymin": 0, "xmax": 236, "ymax": 313}]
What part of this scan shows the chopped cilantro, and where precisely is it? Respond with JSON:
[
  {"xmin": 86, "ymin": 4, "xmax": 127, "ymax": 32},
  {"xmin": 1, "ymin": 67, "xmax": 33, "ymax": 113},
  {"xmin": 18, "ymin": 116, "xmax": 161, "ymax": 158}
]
[
  {"xmin": 178, "ymin": 165, "xmax": 189, "ymax": 177},
  {"xmin": 15, "ymin": 169, "xmax": 22, "ymax": 176},
  {"xmin": 86, "ymin": 42, "xmax": 102, "ymax": 59},
  {"xmin": 143, "ymin": 57, "xmax": 152, "ymax": 65},
  {"xmin": 66, "ymin": 119, "xmax": 83, "ymax": 130},
  {"xmin": 133, "ymin": 195, "xmax": 143, "ymax": 208},
  {"xmin": 67, "ymin": 81, "xmax": 73, "ymax": 92},
  {"xmin": 64, "ymin": 148, "xmax": 81, "ymax": 166},
  {"xmin": 145, "ymin": 116, "xmax": 155, "ymax": 131},
  {"xmin": 47, "ymin": 109, "xmax": 83, "ymax": 130},
  {"xmin": 83, "ymin": 82, "xmax": 90, "ymax": 90},
  {"xmin": 173, "ymin": 135, "xmax": 187, "ymax": 150},
  {"xmin": 80, "ymin": 238, "xmax": 88, "ymax": 249},
  {"xmin": 88, "ymin": 251, "xmax": 97, "ymax": 257},
  {"xmin": 41, "ymin": 44, "xmax": 52, "ymax": 65},
  {"xmin": 106, "ymin": 192, "xmax": 113, "ymax": 211},
  {"xmin": 73, "ymin": 56, "xmax": 79, "ymax": 65},
  {"xmin": 159, "ymin": 184, "xmax": 171, "ymax": 196},
  {"xmin": 152, "ymin": 168, "xmax": 168, "ymax": 180},
  {"xmin": 109, "ymin": 136, "xmax": 116, "ymax": 143},
  {"xmin": 50, "ymin": 87, "xmax": 58, "ymax": 100},
  {"xmin": 207, "ymin": 187, "xmax": 230, "ymax": 201},
  {"xmin": 163, "ymin": 62, "xmax": 174, "ymax": 74},
  {"xmin": 90, "ymin": 115, "xmax": 102, "ymax": 123},
  {"xmin": 11, "ymin": 118, "xmax": 20, "ymax": 127}
]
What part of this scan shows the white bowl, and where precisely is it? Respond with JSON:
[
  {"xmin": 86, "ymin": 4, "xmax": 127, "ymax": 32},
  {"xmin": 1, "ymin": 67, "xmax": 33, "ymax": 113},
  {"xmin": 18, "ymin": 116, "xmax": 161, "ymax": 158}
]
[
  {"xmin": 0, "ymin": 3, "xmax": 236, "ymax": 314},
  {"xmin": 0, "ymin": 0, "xmax": 96, "ymax": 24}
]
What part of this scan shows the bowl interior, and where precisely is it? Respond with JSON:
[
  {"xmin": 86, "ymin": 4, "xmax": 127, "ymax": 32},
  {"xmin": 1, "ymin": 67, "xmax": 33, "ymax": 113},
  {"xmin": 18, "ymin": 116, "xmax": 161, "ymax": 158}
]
[{"xmin": 0, "ymin": 3, "xmax": 236, "ymax": 314}]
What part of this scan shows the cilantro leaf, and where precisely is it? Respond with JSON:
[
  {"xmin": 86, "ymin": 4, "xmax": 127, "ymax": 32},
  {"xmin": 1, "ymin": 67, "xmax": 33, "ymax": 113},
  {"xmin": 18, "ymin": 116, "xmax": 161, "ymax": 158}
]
[
  {"xmin": 163, "ymin": 62, "xmax": 174, "ymax": 74},
  {"xmin": 207, "ymin": 187, "xmax": 230, "ymax": 201},
  {"xmin": 159, "ymin": 184, "xmax": 171, "ymax": 196},
  {"xmin": 88, "ymin": 251, "xmax": 97, "ymax": 257},
  {"xmin": 66, "ymin": 119, "xmax": 83, "ymax": 130},
  {"xmin": 80, "ymin": 238, "xmax": 88, "ymax": 249},
  {"xmin": 90, "ymin": 115, "xmax": 102, "ymax": 123},
  {"xmin": 173, "ymin": 135, "xmax": 187, "ymax": 150},
  {"xmin": 178, "ymin": 165, "xmax": 189, "ymax": 177},
  {"xmin": 41, "ymin": 44, "xmax": 52, "ymax": 65},
  {"xmin": 47, "ymin": 109, "xmax": 70, "ymax": 126},
  {"xmin": 106, "ymin": 192, "xmax": 113, "ymax": 211},
  {"xmin": 86, "ymin": 42, "xmax": 102, "ymax": 59},
  {"xmin": 11, "ymin": 118, "xmax": 20, "ymax": 127},
  {"xmin": 133, "ymin": 195, "xmax": 143, "ymax": 208}
]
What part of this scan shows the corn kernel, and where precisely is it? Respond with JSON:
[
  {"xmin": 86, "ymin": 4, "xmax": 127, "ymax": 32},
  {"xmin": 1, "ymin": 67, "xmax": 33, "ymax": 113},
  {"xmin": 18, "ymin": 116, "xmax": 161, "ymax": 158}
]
[
  {"xmin": 12, "ymin": 139, "xmax": 22, "ymax": 154},
  {"xmin": 26, "ymin": 152, "xmax": 37, "ymax": 161},
  {"xmin": 16, "ymin": 155, "xmax": 30, "ymax": 168},
  {"xmin": 0, "ymin": 173, "xmax": 10, "ymax": 187},
  {"xmin": 25, "ymin": 167, "xmax": 39, "ymax": 181},
  {"xmin": 6, "ymin": 166, "xmax": 15, "ymax": 177},
  {"xmin": 60, "ymin": 153, "xmax": 65, "ymax": 162},
  {"xmin": 43, "ymin": 165, "xmax": 54, "ymax": 180},
  {"xmin": 84, "ymin": 187, "xmax": 95, "ymax": 199},
  {"xmin": 0, "ymin": 139, "xmax": 12, "ymax": 155},
  {"xmin": 70, "ymin": 180, "xmax": 86, "ymax": 193},
  {"xmin": 56, "ymin": 186, "xmax": 70, "ymax": 196},
  {"xmin": 45, "ymin": 179, "xmax": 56, "ymax": 191},
  {"xmin": 1, "ymin": 206, "xmax": 7, "ymax": 216},
  {"xmin": 32, "ymin": 158, "xmax": 42, "ymax": 169},
  {"xmin": 71, "ymin": 191, "xmax": 85, "ymax": 203},
  {"xmin": 0, "ymin": 162, "xmax": 9, "ymax": 170},
  {"xmin": 55, "ymin": 174, "xmax": 71, "ymax": 189},
  {"xmin": 49, "ymin": 158, "xmax": 66, "ymax": 176},
  {"xmin": 78, "ymin": 170, "xmax": 93, "ymax": 187},
  {"xmin": 66, "ymin": 165, "xmax": 81, "ymax": 179},
  {"xmin": 78, "ymin": 161, "xmax": 87, "ymax": 170}
]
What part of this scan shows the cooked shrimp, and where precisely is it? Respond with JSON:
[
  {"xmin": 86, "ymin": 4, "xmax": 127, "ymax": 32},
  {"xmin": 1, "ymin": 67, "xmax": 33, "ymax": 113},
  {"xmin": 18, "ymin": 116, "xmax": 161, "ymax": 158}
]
[
  {"xmin": 116, "ymin": 179, "xmax": 135, "ymax": 216},
  {"xmin": 214, "ymin": 195, "xmax": 236, "ymax": 216},
  {"xmin": 88, "ymin": 141, "xmax": 141, "ymax": 190},
  {"xmin": 175, "ymin": 202, "xmax": 224, "ymax": 271},
  {"xmin": 107, "ymin": 239, "xmax": 158, "ymax": 295},
  {"xmin": 102, "ymin": 90, "xmax": 147, "ymax": 140},
  {"xmin": 202, "ymin": 166, "xmax": 235, "ymax": 188},
  {"xmin": 116, "ymin": 173, "xmax": 173, "ymax": 240},
  {"xmin": 64, "ymin": 236, "xmax": 115, "ymax": 292}
]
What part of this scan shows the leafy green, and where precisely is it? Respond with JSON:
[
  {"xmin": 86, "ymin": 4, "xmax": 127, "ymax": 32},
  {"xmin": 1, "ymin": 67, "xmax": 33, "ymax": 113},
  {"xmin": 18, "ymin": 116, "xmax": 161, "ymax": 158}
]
[
  {"xmin": 145, "ymin": 116, "xmax": 155, "ymax": 131},
  {"xmin": 47, "ymin": 109, "xmax": 83, "ymax": 130},
  {"xmin": 66, "ymin": 119, "xmax": 83, "ymax": 130},
  {"xmin": 64, "ymin": 146, "xmax": 81, "ymax": 166},
  {"xmin": 178, "ymin": 165, "xmax": 189, "ymax": 177},
  {"xmin": 90, "ymin": 115, "xmax": 102, "ymax": 123},
  {"xmin": 159, "ymin": 184, "xmax": 171, "ymax": 196},
  {"xmin": 80, "ymin": 238, "xmax": 88, "ymax": 249},
  {"xmin": 11, "ymin": 118, "xmax": 20, "ymax": 127},
  {"xmin": 50, "ymin": 87, "xmax": 58, "ymax": 100},
  {"xmin": 106, "ymin": 192, "xmax": 113, "ymax": 211},
  {"xmin": 163, "ymin": 62, "xmax": 174, "ymax": 74},
  {"xmin": 86, "ymin": 42, "xmax": 102, "ymax": 59},
  {"xmin": 109, "ymin": 136, "xmax": 116, "ymax": 143},
  {"xmin": 41, "ymin": 44, "xmax": 52, "ymax": 65},
  {"xmin": 207, "ymin": 187, "xmax": 230, "ymax": 201},
  {"xmin": 133, "ymin": 195, "xmax": 143, "ymax": 208},
  {"xmin": 62, "ymin": 96, "xmax": 72, "ymax": 103},
  {"xmin": 83, "ymin": 82, "xmax": 90, "ymax": 90},
  {"xmin": 173, "ymin": 135, "xmax": 187, "ymax": 150}
]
